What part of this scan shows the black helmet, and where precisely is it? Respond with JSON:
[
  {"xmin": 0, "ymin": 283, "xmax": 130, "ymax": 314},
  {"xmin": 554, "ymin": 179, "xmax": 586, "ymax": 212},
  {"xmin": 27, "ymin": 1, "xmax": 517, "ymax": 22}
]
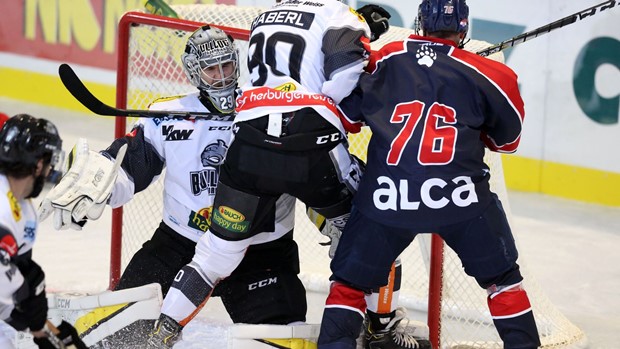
[{"xmin": 0, "ymin": 114, "xmax": 63, "ymax": 177}]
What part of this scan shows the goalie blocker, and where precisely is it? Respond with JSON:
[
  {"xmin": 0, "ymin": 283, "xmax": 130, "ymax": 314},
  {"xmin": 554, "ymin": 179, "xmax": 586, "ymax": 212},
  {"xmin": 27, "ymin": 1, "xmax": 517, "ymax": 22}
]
[{"xmin": 45, "ymin": 283, "xmax": 319, "ymax": 348}]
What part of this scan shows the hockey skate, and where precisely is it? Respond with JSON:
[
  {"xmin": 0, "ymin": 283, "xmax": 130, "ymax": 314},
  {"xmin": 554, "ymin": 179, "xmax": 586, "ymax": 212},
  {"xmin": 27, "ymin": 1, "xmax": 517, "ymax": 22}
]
[
  {"xmin": 361, "ymin": 308, "xmax": 432, "ymax": 349},
  {"xmin": 146, "ymin": 314, "xmax": 183, "ymax": 348}
]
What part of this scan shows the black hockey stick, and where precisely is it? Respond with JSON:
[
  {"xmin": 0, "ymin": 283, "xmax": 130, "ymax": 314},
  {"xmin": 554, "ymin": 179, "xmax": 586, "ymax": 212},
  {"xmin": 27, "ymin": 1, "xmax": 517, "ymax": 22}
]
[
  {"xmin": 58, "ymin": 63, "xmax": 233, "ymax": 121},
  {"xmin": 42, "ymin": 320, "xmax": 88, "ymax": 349},
  {"xmin": 477, "ymin": 0, "xmax": 617, "ymax": 56}
]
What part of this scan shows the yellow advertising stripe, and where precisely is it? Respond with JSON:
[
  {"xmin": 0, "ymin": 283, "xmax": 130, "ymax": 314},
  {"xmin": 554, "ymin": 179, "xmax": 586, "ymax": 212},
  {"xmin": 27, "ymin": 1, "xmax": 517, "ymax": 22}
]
[
  {"xmin": 74, "ymin": 302, "xmax": 132, "ymax": 336},
  {"xmin": 3, "ymin": 67, "xmax": 618, "ymax": 207},
  {"xmin": 0, "ymin": 67, "xmax": 115, "ymax": 114},
  {"xmin": 503, "ymin": 155, "xmax": 620, "ymax": 207},
  {"xmin": 256, "ymin": 338, "xmax": 317, "ymax": 349}
]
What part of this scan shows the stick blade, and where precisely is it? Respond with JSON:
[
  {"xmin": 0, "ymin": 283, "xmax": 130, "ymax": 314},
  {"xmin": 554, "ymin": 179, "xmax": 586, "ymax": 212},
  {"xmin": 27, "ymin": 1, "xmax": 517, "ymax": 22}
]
[
  {"xmin": 58, "ymin": 64, "xmax": 232, "ymax": 121},
  {"xmin": 58, "ymin": 63, "xmax": 116, "ymax": 116}
]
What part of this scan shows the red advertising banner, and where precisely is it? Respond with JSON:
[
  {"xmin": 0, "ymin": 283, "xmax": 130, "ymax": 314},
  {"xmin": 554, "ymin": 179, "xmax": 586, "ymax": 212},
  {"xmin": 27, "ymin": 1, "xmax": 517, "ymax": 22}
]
[{"xmin": 0, "ymin": 0, "xmax": 234, "ymax": 70}]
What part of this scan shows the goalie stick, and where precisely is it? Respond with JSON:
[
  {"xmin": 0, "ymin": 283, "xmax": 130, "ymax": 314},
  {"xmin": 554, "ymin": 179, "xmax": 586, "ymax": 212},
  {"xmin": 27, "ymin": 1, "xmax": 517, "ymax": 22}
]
[
  {"xmin": 476, "ymin": 0, "xmax": 617, "ymax": 56},
  {"xmin": 58, "ymin": 63, "xmax": 233, "ymax": 121}
]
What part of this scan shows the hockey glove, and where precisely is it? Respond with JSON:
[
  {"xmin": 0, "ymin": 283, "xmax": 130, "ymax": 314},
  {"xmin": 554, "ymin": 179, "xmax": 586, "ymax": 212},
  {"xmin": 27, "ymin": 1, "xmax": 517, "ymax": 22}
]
[
  {"xmin": 39, "ymin": 138, "xmax": 128, "ymax": 230},
  {"xmin": 9, "ymin": 261, "xmax": 47, "ymax": 332},
  {"xmin": 307, "ymin": 207, "xmax": 341, "ymax": 259},
  {"xmin": 33, "ymin": 321, "xmax": 88, "ymax": 349},
  {"xmin": 357, "ymin": 4, "xmax": 391, "ymax": 42}
]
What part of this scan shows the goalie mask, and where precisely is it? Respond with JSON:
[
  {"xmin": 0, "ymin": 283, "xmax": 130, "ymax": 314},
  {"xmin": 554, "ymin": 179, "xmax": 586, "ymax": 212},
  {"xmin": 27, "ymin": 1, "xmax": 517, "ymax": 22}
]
[
  {"xmin": 0, "ymin": 114, "xmax": 64, "ymax": 197},
  {"xmin": 182, "ymin": 25, "xmax": 239, "ymax": 113},
  {"xmin": 416, "ymin": 0, "xmax": 469, "ymax": 37}
]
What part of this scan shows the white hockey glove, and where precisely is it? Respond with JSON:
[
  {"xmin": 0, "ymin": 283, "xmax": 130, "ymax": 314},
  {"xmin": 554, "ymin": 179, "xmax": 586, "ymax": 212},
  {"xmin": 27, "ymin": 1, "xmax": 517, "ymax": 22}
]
[
  {"xmin": 39, "ymin": 138, "xmax": 127, "ymax": 230},
  {"xmin": 307, "ymin": 207, "xmax": 341, "ymax": 259}
]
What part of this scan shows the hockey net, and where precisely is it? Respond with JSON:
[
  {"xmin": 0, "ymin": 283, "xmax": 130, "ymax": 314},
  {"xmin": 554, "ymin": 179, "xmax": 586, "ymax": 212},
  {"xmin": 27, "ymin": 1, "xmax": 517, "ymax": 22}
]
[{"xmin": 113, "ymin": 5, "xmax": 587, "ymax": 348}]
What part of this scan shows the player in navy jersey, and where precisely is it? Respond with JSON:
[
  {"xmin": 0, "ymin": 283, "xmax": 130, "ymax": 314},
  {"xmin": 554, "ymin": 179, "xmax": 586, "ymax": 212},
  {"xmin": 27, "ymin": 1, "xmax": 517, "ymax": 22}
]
[{"xmin": 317, "ymin": 1, "xmax": 541, "ymax": 348}]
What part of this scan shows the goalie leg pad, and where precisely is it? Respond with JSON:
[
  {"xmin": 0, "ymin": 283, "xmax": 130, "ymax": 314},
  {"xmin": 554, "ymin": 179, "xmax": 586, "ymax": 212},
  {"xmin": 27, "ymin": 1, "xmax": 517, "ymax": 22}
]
[
  {"xmin": 47, "ymin": 283, "xmax": 163, "ymax": 347},
  {"xmin": 228, "ymin": 323, "xmax": 320, "ymax": 349}
]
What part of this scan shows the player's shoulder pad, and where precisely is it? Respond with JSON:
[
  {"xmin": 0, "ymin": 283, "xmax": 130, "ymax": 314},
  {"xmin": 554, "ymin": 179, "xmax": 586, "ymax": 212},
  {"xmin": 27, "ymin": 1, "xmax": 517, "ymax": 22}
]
[{"xmin": 147, "ymin": 95, "xmax": 187, "ymax": 126}]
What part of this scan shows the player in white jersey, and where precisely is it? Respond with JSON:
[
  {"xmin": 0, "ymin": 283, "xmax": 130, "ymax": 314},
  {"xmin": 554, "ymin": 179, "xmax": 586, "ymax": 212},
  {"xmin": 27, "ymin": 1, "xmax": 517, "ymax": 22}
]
[
  {"xmin": 239, "ymin": 1, "xmax": 430, "ymax": 349},
  {"xmin": 138, "ymin": 1, "xmax": 430, "ymax": 349},
  {"xmin": 40, "ymin": 26, "xmax": 310, "ymax": 348},
  {"xmin": 0, "ymin": 114, "xmax": 86, "ymax": 348}
]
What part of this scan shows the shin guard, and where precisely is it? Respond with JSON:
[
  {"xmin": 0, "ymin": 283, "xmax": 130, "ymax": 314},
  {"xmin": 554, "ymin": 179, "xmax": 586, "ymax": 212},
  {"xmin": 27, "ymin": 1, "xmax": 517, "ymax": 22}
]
[
  {"xmin": 318, "ymin": 282, "xmax": 366, "ymax": 349},
  {"xmin": 487, "ymin": 282, "xmax": 541, "ymax": 348}
]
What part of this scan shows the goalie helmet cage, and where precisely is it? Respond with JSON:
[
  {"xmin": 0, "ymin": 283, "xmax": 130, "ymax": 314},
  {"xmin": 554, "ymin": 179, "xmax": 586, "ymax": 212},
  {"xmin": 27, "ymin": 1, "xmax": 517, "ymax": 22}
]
[{"xmin": 112, "ymin": 5, "xmax": 587, "ymax": 349}]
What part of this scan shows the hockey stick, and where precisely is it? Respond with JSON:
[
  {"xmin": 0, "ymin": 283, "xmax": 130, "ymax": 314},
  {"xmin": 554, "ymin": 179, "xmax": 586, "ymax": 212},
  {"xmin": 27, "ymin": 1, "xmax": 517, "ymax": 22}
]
[
  {"xmin": 477, "ymin": 0, "xmax": 617, "ymax": 56},
  {"xmin": 41, "ymin": 319, "xmax": 88, "ymax": 349},
  {"xmin": 58, "ymin": 63, "xmax": 233, "ymax": 121}
]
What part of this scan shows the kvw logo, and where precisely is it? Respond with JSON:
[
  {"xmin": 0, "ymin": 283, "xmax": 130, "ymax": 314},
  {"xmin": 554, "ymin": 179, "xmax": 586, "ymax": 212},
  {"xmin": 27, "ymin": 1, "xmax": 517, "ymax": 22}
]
[{"xmin": 162, "ymin": 125, "xmax": 194, "ymax": 141}]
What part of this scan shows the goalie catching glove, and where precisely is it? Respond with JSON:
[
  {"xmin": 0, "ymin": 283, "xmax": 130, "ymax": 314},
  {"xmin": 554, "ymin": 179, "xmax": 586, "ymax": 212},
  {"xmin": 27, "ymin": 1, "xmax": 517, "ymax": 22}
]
[{"xmin": 39, "ymin": 138, "xmax": 127, "ymax": 230}]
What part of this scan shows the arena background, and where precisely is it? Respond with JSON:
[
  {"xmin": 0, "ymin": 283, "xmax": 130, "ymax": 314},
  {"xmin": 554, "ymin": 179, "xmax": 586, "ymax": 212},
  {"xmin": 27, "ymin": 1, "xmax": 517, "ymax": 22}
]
[{"xmin": 0, "ymin": 0, "xmax": 619, "ymax": 206}]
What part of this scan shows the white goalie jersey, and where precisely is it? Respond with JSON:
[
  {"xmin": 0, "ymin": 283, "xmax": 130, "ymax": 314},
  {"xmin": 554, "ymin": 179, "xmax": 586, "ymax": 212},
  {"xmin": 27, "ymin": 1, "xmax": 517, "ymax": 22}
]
[{"xmin": 106, "ymin": 93, "xmax": 296, "ymax": 244}]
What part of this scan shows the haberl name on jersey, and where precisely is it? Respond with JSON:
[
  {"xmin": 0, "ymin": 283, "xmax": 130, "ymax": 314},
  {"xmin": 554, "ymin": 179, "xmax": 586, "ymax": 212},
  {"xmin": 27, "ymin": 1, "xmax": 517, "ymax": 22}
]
[{"xmin": 251, "ymin": 10, "xmax": 315, "ymax": 31}]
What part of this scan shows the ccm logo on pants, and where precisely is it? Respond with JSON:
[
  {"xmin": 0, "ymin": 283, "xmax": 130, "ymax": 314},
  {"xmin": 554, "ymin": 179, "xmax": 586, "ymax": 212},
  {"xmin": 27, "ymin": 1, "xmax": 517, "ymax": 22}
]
[{"xmin": 249, "ymin": 277, "xmax": 278, "ymax": 290}]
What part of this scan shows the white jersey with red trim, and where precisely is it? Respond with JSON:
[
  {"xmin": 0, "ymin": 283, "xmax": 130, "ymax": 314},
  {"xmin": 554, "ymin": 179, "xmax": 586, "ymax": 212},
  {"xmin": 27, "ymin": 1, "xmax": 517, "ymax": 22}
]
[
  {"xmin": 106, "ymin": 93, "xmax": 295, "ymax": 244},
  {"xmin": 0, "ymin": 174, "xmax": 34, "ymax": 321},
  {"xmin": 235, "ymin": 0, "xmax": 371, "ymax": 135}
]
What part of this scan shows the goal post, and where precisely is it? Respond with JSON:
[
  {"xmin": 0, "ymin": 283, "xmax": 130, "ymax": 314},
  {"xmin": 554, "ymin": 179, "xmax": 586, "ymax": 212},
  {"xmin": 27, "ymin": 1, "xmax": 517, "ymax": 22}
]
[{"xmin": 112, "ymin": 5, "xmax": 588, "ymax": 348}]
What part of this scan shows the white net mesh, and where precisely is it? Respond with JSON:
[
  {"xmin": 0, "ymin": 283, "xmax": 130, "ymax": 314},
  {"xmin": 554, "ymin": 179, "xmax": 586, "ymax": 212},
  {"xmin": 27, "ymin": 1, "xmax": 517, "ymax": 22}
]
[{"xmin": 116, "ymin": 4, "xmax": 587, "ymax": 348}]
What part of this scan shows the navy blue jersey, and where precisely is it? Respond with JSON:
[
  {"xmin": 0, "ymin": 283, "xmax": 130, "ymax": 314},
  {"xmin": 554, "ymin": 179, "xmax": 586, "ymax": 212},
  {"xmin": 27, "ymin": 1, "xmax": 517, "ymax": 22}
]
[{"xmin": 338, "ymin": 35, "xmax": 524, "ymax": 229}]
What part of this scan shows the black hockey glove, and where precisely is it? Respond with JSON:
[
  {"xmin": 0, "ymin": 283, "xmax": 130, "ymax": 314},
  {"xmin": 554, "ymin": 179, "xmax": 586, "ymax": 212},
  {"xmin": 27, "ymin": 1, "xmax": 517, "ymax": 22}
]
[
  {"xmin": 8, "ymin": 260, "xmax": 48, "ymax": 332},
  {"xmin": 357, "ymin": 4, "xmax": 391, "ymax": 42},
  {"xmin": 33, "ymin": 321, "xmax": 89, "ymax": 349}
]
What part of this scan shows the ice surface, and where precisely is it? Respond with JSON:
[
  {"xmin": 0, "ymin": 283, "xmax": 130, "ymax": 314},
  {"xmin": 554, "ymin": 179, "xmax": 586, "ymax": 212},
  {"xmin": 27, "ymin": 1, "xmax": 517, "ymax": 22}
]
[{"xmin": 2, "ymin": 99, "xmax": 618, "ymax": 348}]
